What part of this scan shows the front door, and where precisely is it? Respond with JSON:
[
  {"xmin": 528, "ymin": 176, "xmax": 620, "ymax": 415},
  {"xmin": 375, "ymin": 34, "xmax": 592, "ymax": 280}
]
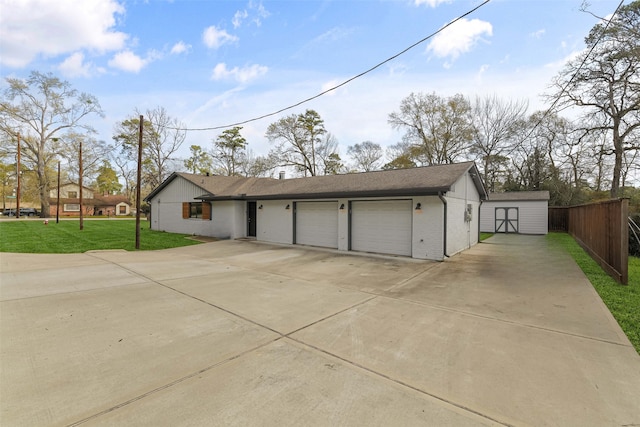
[
  {"xmin": 247, "ymin": 201, "xmax": 257, "ymax": 237},
  {"xmin": 495, "ymin": 207, "xmax": 518, "ymax": 233}
]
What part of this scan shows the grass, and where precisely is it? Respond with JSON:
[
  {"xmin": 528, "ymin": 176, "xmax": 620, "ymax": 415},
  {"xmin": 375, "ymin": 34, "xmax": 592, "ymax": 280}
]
[
  {"xmin": 0, "ymin": 219, "xmax": 203, "ymax": 253},
  {"xmin": 480, "ymin": 232, "xmax": 494, "ymax": 241},
  {"xmin": 547, "ymin": 232, "xmax": 640, "ymax": 353}
]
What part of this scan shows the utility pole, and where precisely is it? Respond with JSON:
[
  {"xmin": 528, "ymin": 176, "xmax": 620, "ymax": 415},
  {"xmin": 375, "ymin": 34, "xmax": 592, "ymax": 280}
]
[
  {"xmin": 79, "ymin": 139, "xmax": 83, "ymax": 230},
  {"xmin": 135, "ymin": 115, "xmax": 143, "ymax": 249},
  {"xmin": 56, "ymin": 161, "xmax": 60, "ymax": 223},
  {"xmin": 16, "ymin": 133, "xmax": 20, "ymax": 219}
]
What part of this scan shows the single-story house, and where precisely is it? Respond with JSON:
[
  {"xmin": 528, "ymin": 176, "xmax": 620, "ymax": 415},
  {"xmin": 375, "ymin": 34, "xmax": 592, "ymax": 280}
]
[
  {"xmin": 48, "ymin": 183, "xmax": 132, "ymax": 217},
  {"xmin": 480, "ymin": 191, "xmax": 550, "ymax": 235},
  {"xmin": 144, "ymin": 162, "xmax": 488, "ymax": 261}
]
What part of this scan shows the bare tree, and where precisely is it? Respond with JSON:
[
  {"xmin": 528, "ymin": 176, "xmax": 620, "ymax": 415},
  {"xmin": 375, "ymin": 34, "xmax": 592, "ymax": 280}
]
[
  {"xmin": 266, "ymin": 109, "xmax": 336, "ymax": 176},
  {"xmin": 470, "ymin": 95, "xmax": 528, "ymax": 191},
  {"xmin": 549, "ymin": 1, "xmax": 640, "ymax": 197},
  {"xmin": 113, "ymin": 106, "xmax": 186, "ymax": 191},
  {"xmin": 388, "ymin": 92, "xmax": 473, "ymax": 165},
  {"xmin": 0, "ymin": 71, "xmax": 102, "ymax": 216},
  {"xmin": 347, "ymin": 141, "xmax": 383, "ymax": 172}
]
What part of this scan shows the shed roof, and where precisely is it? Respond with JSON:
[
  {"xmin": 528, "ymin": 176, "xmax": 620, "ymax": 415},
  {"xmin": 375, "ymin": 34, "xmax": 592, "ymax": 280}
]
[
  {"xmin": 145, "ymin": 162, "xmax": 487, "ymax": 202},
  {"xmin": 487, "ymin": 191, "xmax": 550, "ymax": 201}
]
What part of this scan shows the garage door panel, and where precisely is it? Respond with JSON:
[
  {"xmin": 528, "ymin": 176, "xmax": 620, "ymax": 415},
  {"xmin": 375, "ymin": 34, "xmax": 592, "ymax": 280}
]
[
  {"xmin": 351, "ymin": 200, "xmax": 412, "ymax": 256},
  {"xmin": 296, "ymin": 202, "xmax": 338, "ymax": 248}
]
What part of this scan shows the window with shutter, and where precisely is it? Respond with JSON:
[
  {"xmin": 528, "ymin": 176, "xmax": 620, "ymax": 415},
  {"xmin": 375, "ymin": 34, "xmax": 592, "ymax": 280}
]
[
  {"xmin": 202, "ymin": 202, "xmax": 211, "ymax": 220},
  {"xmin": 182, "ymin": 202, "xmax": 189, "ymax": 219}
]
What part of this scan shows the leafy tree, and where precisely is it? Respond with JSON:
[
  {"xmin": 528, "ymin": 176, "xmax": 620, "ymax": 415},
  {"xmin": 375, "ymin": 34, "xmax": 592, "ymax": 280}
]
[
  {"xmin": 95, "ymin": 160, "xmax": 122, "ymax": 195},
  {"xmin": 388, "ymin": 92, "xmax": 473, "ymax": 166},
  {"xmin": 211, "ymin": 126, "xmax": 247, "ymax": 176},
  {"xmin": 549, "ymin": 0, "xmax": 640, "ymax": 197},
  {"xmin": 266, "ymin": 109, "xmax": 335, "ymax": 176},
  {"xmin": 347, "ymin": 141, "xmax": 383, "ymax": 172},
  {"xmin": 0, "ymin": 71, "xmax": 102, "ymax": 216},
  {"xmin": 184, "ymin": 145, "xmax": 213, "ymax": 174}
]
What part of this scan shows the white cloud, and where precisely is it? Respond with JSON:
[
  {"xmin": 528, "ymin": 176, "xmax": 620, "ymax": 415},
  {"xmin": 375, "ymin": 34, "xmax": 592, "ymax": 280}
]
[
  {"xmin": 414, "ymin": 0, "xmax": 452, "ymax": 7},
  {"xmin": 0, "ymin": 0, "xmax": 127, "ymax": 68},
  {"xmin": 232, "ymin": 1, "xmax": 270, "ymax": 28},
  {"xmin": 211, "ymin": 63, "xmax": 268, "ymax": 83},
  {"xmin": 58, "ymin": 52, "xmax": 98, "ymax": 78},
  {"xmin": 427, "ymin": 18, "xmax": 493, "ymax": 64},
  {"xmin": 170, "ymin": 41, "xmax": 191, "ymax": 55},
  {"xmin": 202, "ymin": 26, "xmax": 238, "ymax": 49},
  {"xmin": 233, "ymin": 10, "xmax": 248, "ymax": 29},
  {"xmin": 530, "ymin": 29, "xmax": 546, "ymax": 39},
  {"xmin": 108, "ymin": 50, "xmax": 148, "ymax": 73}
]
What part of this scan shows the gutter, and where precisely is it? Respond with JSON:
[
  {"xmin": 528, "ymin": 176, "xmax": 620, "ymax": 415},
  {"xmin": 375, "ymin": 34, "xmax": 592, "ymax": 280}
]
[{"xmin": 438, "ymin": 191, "xmax": 449, "ymax": 259}]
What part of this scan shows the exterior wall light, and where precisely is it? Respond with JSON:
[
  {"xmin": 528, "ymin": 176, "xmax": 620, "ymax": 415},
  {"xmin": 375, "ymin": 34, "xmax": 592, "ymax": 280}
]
[
  {"xmin": 415, "ymin": 203, "xmax": 422, "ymax": 210},
  {"xmin": 258, "ymin": 204, "xmax": 263, "ymax": 209},
  {"xmin": 285, "ymin": 204, "xmax": 290, "ymax": 210},
  {"xmin": 339, "ymin": 203, "xmax": 345, "ymax": 210}
]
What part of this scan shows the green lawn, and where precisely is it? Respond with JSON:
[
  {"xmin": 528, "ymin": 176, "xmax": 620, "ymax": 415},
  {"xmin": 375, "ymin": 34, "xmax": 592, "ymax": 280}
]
[
  {"xmin": 547, "ymin": 232, "xmax": 640, "ymax": 353},
  {"xmin": 0, "ymin": 219, "xmax": 203, "ymax": 253}
]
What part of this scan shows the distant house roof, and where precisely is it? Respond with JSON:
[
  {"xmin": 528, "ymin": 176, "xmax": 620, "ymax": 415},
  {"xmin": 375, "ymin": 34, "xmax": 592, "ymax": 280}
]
[
  {"xmin": 487, "ymin": 191, "xmax": 550, "ymax": 201},
  {"xmin": 145, "ymin": 162, "xmax": 487, "ymax": 202}
]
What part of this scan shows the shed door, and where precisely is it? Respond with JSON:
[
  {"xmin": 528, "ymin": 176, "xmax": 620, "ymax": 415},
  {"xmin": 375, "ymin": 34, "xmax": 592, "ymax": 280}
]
[
  {"xmin": 350, "ymin": 200, "xmax": 412, "ymax": 256},
  {"xmin": 495, "ymin": 207, "xmax": 518, "ymax": 233},
  {"xmin": 295, "ymin": 201, "xmax": 338, "ymax": 248}
]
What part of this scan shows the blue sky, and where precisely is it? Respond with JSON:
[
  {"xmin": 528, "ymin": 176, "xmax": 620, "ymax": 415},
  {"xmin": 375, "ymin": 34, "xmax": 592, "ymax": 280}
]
[{"xmin": 0, "ymin": 0, "xmax": 623, "ymax": 165}]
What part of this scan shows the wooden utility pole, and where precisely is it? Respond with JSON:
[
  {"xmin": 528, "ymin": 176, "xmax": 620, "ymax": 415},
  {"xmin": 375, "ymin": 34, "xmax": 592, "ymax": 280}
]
[
  {"xmin": 135, "ymin": 115, "xmax": 143, "ymax": 249},
  {"xmin": 16, "ymin": 133, "xmax": 20, "ymax": 219},
  {"xmin": 56, "ymin": 161, "xmax": 60, "ymax": 223},
  {"xmin": 79, "ymin": 139, "xmax": 83, "ymax": 230}
]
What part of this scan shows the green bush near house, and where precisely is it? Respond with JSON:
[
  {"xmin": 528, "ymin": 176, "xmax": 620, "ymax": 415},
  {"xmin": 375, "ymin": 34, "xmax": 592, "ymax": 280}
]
[
  {"xmin": 0, "ymin": 220, "xmax": 203, "ymax": 253},
  {"xmin": 547, "ymin": 232, "xmax": 640, "ymax": 354}
]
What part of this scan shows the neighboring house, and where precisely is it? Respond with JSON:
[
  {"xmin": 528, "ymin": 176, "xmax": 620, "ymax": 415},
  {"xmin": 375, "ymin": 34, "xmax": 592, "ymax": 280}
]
[
  {"xmin": 48, "ymin": 183, "xmax": 131, "ymax": 217},
  {"xmin": 480, "ymin": 191, "xmax": 550, "ymax": 235},
  {"xmin": 145, "ymin": 162, "xmax": 488, "ymax": 261}
]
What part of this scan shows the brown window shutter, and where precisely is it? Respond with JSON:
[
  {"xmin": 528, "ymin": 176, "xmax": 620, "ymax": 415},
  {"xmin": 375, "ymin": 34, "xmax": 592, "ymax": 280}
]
[
  {"xmin": 182, "ymin": 202, "xmax": 189, "ymax": 219},
  {"xmin": 202, "ymin": 202, "xmax": 211, "ymax": 220}
]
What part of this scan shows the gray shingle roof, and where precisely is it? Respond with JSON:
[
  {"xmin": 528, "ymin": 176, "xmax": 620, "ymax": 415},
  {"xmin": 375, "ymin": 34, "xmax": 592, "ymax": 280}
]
[{"xmin": 145, "ymin": 162, "xmax": 487, "ymax": 202}]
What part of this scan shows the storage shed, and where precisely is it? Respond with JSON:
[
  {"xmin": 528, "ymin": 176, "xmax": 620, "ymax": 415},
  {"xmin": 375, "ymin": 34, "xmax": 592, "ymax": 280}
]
[
  {"xmin": 145, "ymin": 162, "xmax": 488, "ymax": 261},
  {"xmin": 480, "ymin": 191, "xmax": 549, "ymax": 235}
]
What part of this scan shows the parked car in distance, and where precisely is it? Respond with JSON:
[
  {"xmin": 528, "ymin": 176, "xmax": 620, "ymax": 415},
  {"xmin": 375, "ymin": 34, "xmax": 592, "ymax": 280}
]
[{"xmin": 3, "ymin": 208, "xmax": 39, "ymax": 217}]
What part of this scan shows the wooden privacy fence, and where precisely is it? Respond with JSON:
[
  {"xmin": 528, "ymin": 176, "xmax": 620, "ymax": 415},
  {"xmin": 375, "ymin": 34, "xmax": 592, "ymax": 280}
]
[{"xmin": 549, "ymin": 199, "xmax": 629, "ymax": 284}]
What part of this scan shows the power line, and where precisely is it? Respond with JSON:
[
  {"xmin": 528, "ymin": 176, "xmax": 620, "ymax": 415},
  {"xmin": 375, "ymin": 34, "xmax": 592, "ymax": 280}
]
[
  {"xmin": 515, "ymin": 0, "xmax": 625, "ymax": 148},
  {"xmin": 173, "ymin": 0, "xmax": 491, "ymax": 132}
]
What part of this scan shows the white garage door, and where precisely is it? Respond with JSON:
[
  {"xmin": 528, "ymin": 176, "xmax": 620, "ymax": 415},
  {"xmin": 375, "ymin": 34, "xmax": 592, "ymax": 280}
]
[
  {"xmin": 351, "ymin": 200, "xmax": 412, "ymax": 256},
  {"xmin": 295, "ymin": 201, "xmax": 338, "ymax": 248}
]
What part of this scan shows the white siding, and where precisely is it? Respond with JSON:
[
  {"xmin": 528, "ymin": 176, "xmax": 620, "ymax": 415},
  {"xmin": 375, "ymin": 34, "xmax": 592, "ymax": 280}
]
[
  {"xmin": 442, "ymin": 172, "xmax": 481, "ymax": 256},
  {"xmin": 148, "ymin": 176, "xmax": 243, "ymax": 239},
  {"xmin": 480, "ymin": 200, "xmax": 548, "ymax": 234}
]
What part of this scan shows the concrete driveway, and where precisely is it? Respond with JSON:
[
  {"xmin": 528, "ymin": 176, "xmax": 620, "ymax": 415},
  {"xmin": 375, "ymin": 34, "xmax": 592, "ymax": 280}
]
[{"xmin": 1, "ymin": 234, "xmax": 639, "ymax": 426}]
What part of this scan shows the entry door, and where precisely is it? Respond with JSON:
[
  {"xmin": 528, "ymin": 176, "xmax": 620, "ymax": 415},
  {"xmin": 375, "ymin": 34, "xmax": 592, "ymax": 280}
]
[
  {"xmin": 495, "ymin": 207, "xmax": 518, "ymax": 233},
  {"xmin": 247, "ymin": 201, "xmax": 257, "ymax": 237}
]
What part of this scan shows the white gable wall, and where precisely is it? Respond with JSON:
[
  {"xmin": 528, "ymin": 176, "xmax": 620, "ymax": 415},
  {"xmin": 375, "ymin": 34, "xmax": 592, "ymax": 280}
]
[
  {"xmin": 480, "ymin": 200, "xmax": 548, "ymax": 234},
  {"xmin": 443, "ymin": 172, "xmax": 481, "ymax": 257},
  {"xmin": 148, "ymin": 176, "xmax": 242, "ymax": 239}
]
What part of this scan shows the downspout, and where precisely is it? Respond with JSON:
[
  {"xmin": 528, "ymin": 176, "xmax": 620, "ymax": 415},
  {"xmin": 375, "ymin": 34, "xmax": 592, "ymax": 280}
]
[
  {"xmin": 478, "ymin": 199, "xmax": 483, "ymax": 242},
  {"xmin": 438, "ymin": 191, "xmax": 449, "ymax": 259}
]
